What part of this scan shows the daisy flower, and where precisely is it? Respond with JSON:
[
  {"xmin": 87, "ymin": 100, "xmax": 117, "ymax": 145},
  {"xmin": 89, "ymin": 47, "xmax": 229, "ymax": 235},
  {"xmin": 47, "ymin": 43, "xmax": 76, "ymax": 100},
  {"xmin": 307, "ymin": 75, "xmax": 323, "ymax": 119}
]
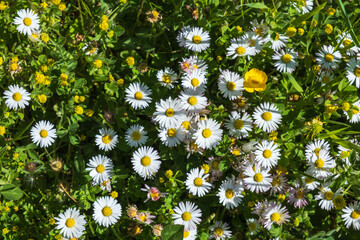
[
  {"xmin": 173, "ymin": 201, "xmax": 202, "ymax": 231},
  {"xmin": 287, "ymin": 183, "xmax": 309, "ymax": 208},
  {"xmin": 54, "ymin": 208, "xmax": 86, "ymax": 238},
  {"xmin": 136, "ymin": 211, "xmax": 156, "ymax": 224},
  {"xmin": 3, "ymin": 84, "xmax": 31, "ymax": 110},
  {"xmin": 178, "ymin": 89, "xmax": 208, "ymax": 114},
  {"xmin": 305, "ymin": 139, "xmax": 330, "ymax": 160},
  {"xmin": 269, "ymin": 174, "xmax": 289, "ymax": 196},
  {"xmin": 302, "ymin": 174, "xmax": 320, "ymax": 191},
  {"xmin": 125, "ymin": 125, "xmax": 148, "ymax": 148},
  {"xmin": 158, "ymin": 127, "xmax": 186, "ymax": 147},
  {"xmin": 315, "ymin": 186, "xmax": 342, "ymax": 211},
  {"xmin": 218, "ymin": 69, "xmax": 244, "ymax": 100},
  {"xmin": 157, "ymin": 67, "xmax": 178, "ymax": 88},
  {"xmin": 217, "ymin": 176, "xmax": 244, "ymax": 209},
  {"xmin": 254, "ymin": 140, "xmax": 281, "ymax": 168},
  {"xmin": 241, "ymin": 32, "xmax": 263, "ymax": 54},
  {"xmin": 181, "ymin": 69, "xmax": 207, "ymax": 92},
  {"xmin": 272, "ymin": 49, "xmax": 298, "ymax": 73},
  {"xmin": 225, "ymin": 111, "xmax": 252, "ymax": 139},
  {"xmin": 93, "ymin": 196, "xmax": 122, "ymax": 227},
  {"xmin": 246, "ymin": 218, "xmax": 260, "ymax": 236},
  {"xmin": 125, "ymin": 82, "xmax": 152, "ymax": 110},
  {"xmin": 307, "ymin": 149, "xmax": 336, "ymax": 179},
  {"xmin": 177, "ymin": 26, "xmax": 192, "ymax": 47},
  {"xmin": 30, "ymin": 120, "xmax": 57, "ymax": 148},
  {"xmin": 95, "ymin": 128, "xmax": 118, "ymax": 152},
  {"xmin": 265, "ymin": 33, "xmax": 288, "ymax": 51},
  {"xmin": 82, "ymin": 43, "xmax": 98, "ymax": 56},
  {"xmin": 253, "ymin": 102, "xmax": 282, "ymax": 132},
  {"xmin": 338, "ymin": 145, "xmax": 352, "ymax": 165},
  {"xmin": 184, "ymin": 27, "xmax": 210, "ymax": 52},
  {"xmin": 262, "ymin": 202, "xmax": 290, "ymax": 230},
  {"xmin": 209, "ymin": 221, "xmax": 232, "ymax": 240},
  {"xmin": 226, "ymin": 38, "xmax": 256, "ymax": 60},
  {"xmin": 13, "ymin": 9, "xmax": 40, "ymax": 36},
  {"xmin": 185, "ymin": 168, "xmax": 212, "ymax": 197},
  {"xmin": 100, "ymin": 179, "xmax": 112, "ymax": 192},
  {"xmin": 341, "ymin": 201, "xmax": 360, "ymax": 230},
  {"xmin": 243, "ymin": 164, "xmax": 272, "ymax": 193},
  {"xmin": 140, "ymin": 184, "xmax": 167, "ymax": 202},
  {"xmin": 344, "ymin": 100, "xmax": 360, "ymax": 123},
  {"xmin": 315, "ymin": 45, "xmax": 341, "ymax": 70},
  {"xmin": 180, "ymin": 56, "xmax": 208, "ymax": 74},
  {"xmin": 29, "ymin": 31, "xmax": 41, "ymax": 43},
  {"xmin": 317, "ymin": 71, "xmax": 333, "ymax": 85},
  {"xmin": 86, "ymin": 155, "xmax": 114, "ymax": 185},
  {"xmin": 183, "ymin": 229, "xmax": 197, "ymax": 240},
  {"xmin": 131, "ymin": 146, "xmax": 161, "ymax": 180},
  {"xmin": 207, "ymin": 157, "xmax": 223, "ymax": 180},
  {"xmin": 194, "ymin": 118, "xmax": 223, "ymax": 150},
  {"xmin": 346, "ymin": 58, "xmax": 360, "ymax": 88},
  {"xmin": 153, "ymin": 97, "xmax": 187, "ymax": 128},
  {"xmin": 338, "ymin": 33, "xmax": 354, "ymax": 49}
]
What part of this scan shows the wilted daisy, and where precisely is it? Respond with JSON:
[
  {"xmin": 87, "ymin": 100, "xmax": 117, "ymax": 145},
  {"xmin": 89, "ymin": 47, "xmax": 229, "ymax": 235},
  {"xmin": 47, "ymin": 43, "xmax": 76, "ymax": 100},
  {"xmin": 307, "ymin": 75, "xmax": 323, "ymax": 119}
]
[
  {"xmin": 305, "ymin": 139, "xmax": 330, "ymax": 160},
  {"xmin": 125, "ymin": 125, "xmax": 148, "ymax": 147},
  {"xmin": 243, "ymin": 164, "xmax": 272, "ymax": 193},
  {"xmin": 209, "ymin": 221, "xmax": 232, "ymax": 240},
  {"xmin": 55, "ymin": 208, "xmax": 86, "ymax": 238},
  {"xmin": 265, "ymin": 33, "xmax": 288, "ymax": 51},
  {"xmin": 30, "ymin": 121, "xmax": 57, "ymax": 148},
  {"xmin": 178, "ymin": 89, "xmax": 208, "ymax": 114},
  {"xmin": 262, "ymin": 202, "xmax": 290, "ymax": 230},
  {"xmin": 185, "ymin": 168, "xmax": 212, "ymax": 197},
  {"xmin": 13, "ymin": 9, "xmax": 40, "ymax": 36},
  {"xmin": 131, "ymin": 146, "xmax": 161, "ymax": 180},
  {"xmin": 344, "ymin": 100, "xmax": 360, "ymax": 123},
  {"xmin": 183, "ymin": 229, "xmax": 197, "ymax": 240},
  {"xmin": 341, "ymin": 201, "xmax": 360, "ymax": 230},
  {"xmin": 157, "ymin": 68, "xmax": 178, "ymax": 88},
  {"xmin": 82, "ymin": 43, "xmax": 98, "ymax": 56},
  {"xmin": 29, "ymin": 31, "xmax": 41, "ymax": 43},
  {"xmin": 95, "ymin": 128, "xmax": 118, "ymax": 152},
  {"xmin": 194, "ymin": 118, "xmax": 223, "ymax": 150},
  {"xmin": 125, "ymin": 82, "xmax": 152, "ymax": 110},
  {"xmin": 272, "ymin": 49, "xmax": 298, "ymax": 73},
  {"xmin": 3, "ymin": 84, "xmax": 31, "ymax": 110},
  {"xmin": 253, "ymin": 102, "xmax": 282, "ymax": 132},
  {"xmin": 307, "ymin": 149, "xmax": 336, "ymax": 179},
  {"xmin": 316, "ymin": 45, "xmax": 341, "ymax": 70},
  {"xmin": 173, "ymin": 201, "xmax": 202, "ymax": 231},
  {"xmin": 181, "ymin": 69, "xmax": 207, "ymax": 92},
  {"xmin": 154, "ymin": 97, "xmax": 186, "ymax": 128},
  {"xmin": 217, "ymin": 176, "xmax": 244, "ymax": 209},
  {"xmin": 315, "ymin": 186, "xmax": 342, "ymax": 211},
  {"xmin": 86, "ymin": 155, "xmax": 113, "ymax": 185},
  {"xmin": 141, "ymin": 184, "xmax": 167, "ymax": 202},
  {"xmin": 338, "ymin": 145, "xmax": 352, "ymax": 165},
  {"xmin": 218, "ymin": 69, "xmax": 244, "ymax": 100},
  {"xmin": 241, "ymin": 32, "xmax": 263, "ymax": 54},
  {"xmin": 287, "ymin": 183, "xmax": 309, "ymax": 208},
  {"xmin": 269, "ymin": 174, "xmax": 289, "ymax": 196},
  {"xmin": 180, "ymin": 56, "xmax": 208, "ymax": 74},
  {"xmin": 346, "ymin": 58, "xmax": 360, "ymax": 88},
  {"xmin": 158, "ymin": 127, "xmax": 186, "ymax": 147},
  {"xmin": 184, "ymin": 27, "xmax": 210, "ymax": 52},
  {"xmin": 293, "ymin": 0, "xmax": 313, "ymax": 13},
  {"xmin": 317, "ymin": 71, "xmax": 333, "ymax": 85},
  {"xmin": 247, "ymin": 218, "xmax": 260, "ymax": 235},
  {"xmin": 225, "ymin": 111, "xmax": 252, "ymax": 139},
  {"xmin": 254, "ymin": 140, "xmax": 281, "ymax": 168},
  {"xmin": 226, "ymin": 38, "xmax": 256, "ymax": 60},
  {"xmin": 93, "ymin": 196, "xmax": 122, "ymax": 227},
  {"xmin": 136, "ymin": 211, "xmax": 155, "ymax": 224}
]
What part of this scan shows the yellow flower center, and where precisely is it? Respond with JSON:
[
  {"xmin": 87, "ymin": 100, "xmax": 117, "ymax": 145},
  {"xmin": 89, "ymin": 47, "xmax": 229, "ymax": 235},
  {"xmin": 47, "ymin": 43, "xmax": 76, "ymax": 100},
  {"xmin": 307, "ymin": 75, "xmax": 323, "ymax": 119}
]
[
  {"xmin": 353, "ymin": 106, "xmax": 360, "ymax": 114},
  {"xmin": 315, "ymin": 158, "xmax": 324, "ymax": 168},
  {"xmin": 225, "ymin": 189, "xmax": 235, "ymax": 199},
  {"xmin": 23, "ymin": 17, "xmax": 32, "ymax": 26},
  {"xmin": 102, "ymin": 206, "xmax": 112, "ymax": 216},
  {"xmin": 249, "ymin": 39, "xmax": 255, "ymax": 47},
  {"xmin": 182, "ymin": 121, "xmax": 190, "ymax": 130},
  {"xmin": 183, "ymin": 231, "xmax": 190, "ymax": 238},
  {"xmin": 193, "ymin": 177, "xmax": 203, "ymax": 186},
  {"xmin": 165, "ymin": 108, "xmax": 174, "ymax": 117},
  {"xmin": 141, "ymin": 156, "xmax": 151, "ymax": 166},
  {"xmin": 272, "ymin": 178, "xmax": 280, "ymax": 187},
  {"xmin": 192, "ymin": 35, "xmax": 202, "ymax": 44},
  {"xmin": 102, "ymin": 134, "xmax": 112, "ymax": 144},
  {"xmin": 234, "ymin": 119, "xmax": 244, "ymax": 129},
  {"xmin": 263, "ymin": 149, "xmax": 272, "ymax": 159},
  {"xmin": 214, "ymin": 227, "xmax": 224, "ymax": 236},
  {"xmin": 274, "ymin": 33, "xmax": 280, "ymax": 41},
  {"xmin": 324, "ymin": 54, "xmax": 334, "ymax": 62},
  {"xmin": 354, "ymin": 67, "xmax": 360, "ymax": 77},
  {"xmin": 12, "ymin": 92, "xmax": 22, "ymax": 101},
  {"xmin": 96, "ymin": 164, "xmax": 105, "ymax": 173},
  {"xmin": 65, "ymin": 218, "xmax": 75, "ymax": 228},
  {"xmin": 134, "ymin": 92, "xmax": 143, "ymax": 100},
  {"xmin": 322, "ymin": 76, "xmax": 330, "ymax": 84},
  {"xmin": 305, "ymin": 177, "xmax": 314, "ymax": 184},
  {"xmin": 227, "ymin": 81, "xmax": 236, "ymax": 90},
  {"xmin": 324, "ymin": 191, "xmax": 334, "ymax": 200},
  {"xmin": 270, "ymin": 213, "xmax": 281, "ymax": 222},
  {"xmin": 344, "ymin": 39, "xmax": 352, "ymax": 46},
  {"xmin": 162, "ymin": 74, "xmax": 171, "ymax": 83},
  {"xmin": 191, "ymin": 78, "xmax": 199, "ymax": 87},
  {"xmin": 281, "ymin": 54, "xmax": 292, "ymax": 63},
  {"xmin": 40, "ymin": 130, "xmax": 48, "ymax": 138},
  {"xmin": 188, "ymin": 96, "xmax": 197, "ymax": 106},
  {"xmin": 236, "ymin": 46, "xmax": 246, "ymax": 55},
  {"xmin": 131, "ymin": 131, "xmax": 141, "ymax": 141},
  {"xmin": 182, "ymin": 212, "xmax": 191, "ymax": 221},
  {"xmin": 295, "ymin": 189, "xmax": 304, "ymax": 199},
  {"xmin": 202, "ymin": 128, "xmax": 212, "ymax": 138},
  {"xmin": 253, "ymin": 173, "xmax": 263, "ymax": 182},
  {"xmin": 167, "ymin": 128, "xmax": 177, "ymax": 137},
  {"xmin": 340, "ymin": 151, "xmax": 350, "ymax": 159},
  {"xmin": 10, "ymin": 63, "xmax": 18, "ymax": 71},
  {"xmin": 212, "ymin": 160, "xmax": 219, "ymax": 170},
  {"xmin": 351, "ymin": 210, "xmax": 360, "ymax": 219},
  {"xmin": 262, "ymin": 112, "xmax": 272, "ymax": 121},
  {"xmin": 299, "ymin": 0, "xmax": 306, "ymax": 7}
]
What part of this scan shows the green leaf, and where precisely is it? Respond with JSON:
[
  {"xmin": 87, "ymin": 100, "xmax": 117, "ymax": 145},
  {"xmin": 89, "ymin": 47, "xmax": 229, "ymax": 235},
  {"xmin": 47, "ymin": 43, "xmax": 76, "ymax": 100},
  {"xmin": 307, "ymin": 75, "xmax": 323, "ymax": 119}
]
[
  {"xmin": 291, "ymin": 2, "xmax": 327, "ymax": 26},
  {"xmin": 243, "ymin": 3, "xmax": 268, "ymax": 9},
  {"xmin": 0, "ymin": 184, "xmax": 23, "ymax": 201},
  {"xmin": 283, "ymin": 73, "xmax": 303, "ymax": 93},
  {"xmin": 161, "ymin": 225, "xmax": 184, "ymax": 240},
  {"xmin": 114, "ymin": 25, "xmax": 125, "ymax": 37},
  {"xmin": 335, "ymin": 0, "xmax": 359, "ymax": 47},
  {"xmin": 338, "ymin": 78, "xmax": 348, "ymax": 91}
]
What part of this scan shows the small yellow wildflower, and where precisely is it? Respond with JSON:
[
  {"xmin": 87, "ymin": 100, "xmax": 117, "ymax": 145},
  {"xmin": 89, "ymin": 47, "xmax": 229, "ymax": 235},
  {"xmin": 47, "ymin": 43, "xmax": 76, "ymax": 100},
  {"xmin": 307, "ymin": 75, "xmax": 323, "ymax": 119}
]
[
  {"xmin": 108, "ymin": 30, "xmax": 114, "ymax": 38},
  {"xmin": 37, "ymin": 94, "xmax": 47, "ymax": 104},
  {"xmin": 12, "ymin": 226, "xmax": 18, "ymax": 232},
  {"xmin": 3, "ymin": 206, "xmax": 10, "ymax": 211},
  {"xmin": 54, "ymin": 234, "xmax": 62, "ymax": 240},
  {"xmin": 117, "ymin": 78, "xmax": 125, "ymax": 86},
  {"xmin": 40, "ymin": 2, "xmax": 48, "ymax": 9},
  {"xmin": 325, "ymin": 104, "xmax": 338, "ymax": 115},
  {"xmin": 75, "ymin": 106, "xmax": 84, "ymax": 115},
  {"xmin": 294, "ymin": 217, "xmax": 300, "ymax": 227},
  {"xmin": 2, "ymin": 228, "xmax": 8, "ymax": 234},
  {"xmin": 109, "ymin": 73, "xmax": 114, "ymax": 82},
  {"xmin": 41, "ymin": 33, "xmax": 50, "ymax": 43},
  {"xmin": 13, "ymin": 206, "xmax": 18, "ymax": 212},
  {"xmin": 0, "ymin": 126, "xmax": 5, "ymax": 136},
  {"xmin": 79, "ymin": 96, "xmax": 85, "ymax": 102},
  {"xmin": 159, "ymin": 177, "xmax": 165, "ymax": 183},
  {"xmin": 217, "ymin": 56, "xmax": 222, "ymax": 62},
  {"xmin": 0, "ymin": 1, "xmax": 8, "ymax": 11},
  {"xmin": 247, "ymin": 201, "xmax": 255, "ymax": 207},
  {"xmin": 201, "ymin": 164, "xmax": 210, "ymax": 174},
  {"xmin": 51, "ymin": 0, "xmax": 61, "ymax": 5},
  {"xmin": 311, "ymin": 19, "xmax": 318, "ymax": 27},
  {"xmin": 342, "ymin": 102, "xmax": 350, "ymax": 111},
  {"xmin": 236, "ymin": 26, "xmax": 243, "ymax": 34},
  {"xmin": 48, "ymin": 58, "xmax": 55, "ymax": 66},
  {"xmin": 269, "ymin": 131, "xmax": 278, "ymax": 141},
  {"xmin": 93, "ymin": 59, "xmax": 103, "ymax": 68},
  {"xmin": 12, "ymin": 153, "xmax": 19, "ymax": 159},
  {"xmin": 286, "ymin": 27, "xmax": 297, "ymax": 37},
  {"xmin": 126, "ymin": 56, "xmax": 135, "ymax": 67},
  {"xmin": 110, "ymin": 191, "xmax": 118, "ymax": 199},
  {"xmin": 298, "ymin": 28, "xmax": 304, "ymax": 36},
  {"xmin": 324, "ymin": 24, "xmax": 333, "ymax": 34},
  {"xmin": 58, "ymin": 3, "xmax": 66, "ymax": 11},
  {"xmin": 278, "ymin": 194, "xmax": 286, "ymax": 202},
  {"xmin": 99, "ymin": 21, "xmax": 109, "ymax": 31},
  {"xmin": 165, "ymin": 170, "xmax": 173, "ymax": 178},
  {"xmin": 327, "ymin": 8, "xmax": 336, "ymax": 16},
  {"xmin": 60, "ymin": 73, "xmax": 68, "ymax": 81},
  {"xmin": 41, "ymin": 64, "xmax": 48, "ymax": 72}
]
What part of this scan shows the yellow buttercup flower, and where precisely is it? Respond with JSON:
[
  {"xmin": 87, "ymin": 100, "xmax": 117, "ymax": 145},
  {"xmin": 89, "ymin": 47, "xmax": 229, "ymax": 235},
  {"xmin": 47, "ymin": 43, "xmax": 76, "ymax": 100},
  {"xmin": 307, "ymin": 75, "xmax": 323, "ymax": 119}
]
[
  {"xmin": 298, "ymin": 28, "xmax": 304, "ymax": 36},
  {"xmin": 58, "ymin": 3, "xmax": 66, "ymax": 11},
  {"xmin": 40, "ymin": 2, "xmax": 48, "ymax": 9},
  {"xmin": 286, "ymin": 27, "xmax": 297, "ymax": 37},
  {"xmin": 35, "ymin": 71, "xmax": 46, "ymax": 84},
  {"xmin": 327, "ymin": 8, "xmax": 336, "ymax": 16},
  {"xmin": 110, "ymin": 191, "xmax": 118, "ymax": 199},
  {"xmin": 0, "ymin": 56, "xmax": 3, "ymax": 65},
  {"xmin": 117, "ymin": 78, "xmax": 125, "ymax": 86},
  {"xmin": 94, "ymin": 59, "xmax": 103, "ymax": 68},
  {"xmin": 37, "ymin": 94, "xmax": 47, "ymax": 104},
  {"xmin": 108, "ymin": 30, "xmax": 114, "ymax": 38},
  {"xmin": 51, "ymin": 0, "xmax": 61, "ymax": 5},
  {"xmin": 0, "ymin": 1, "xmax": 8, "ymax": 11},
  {"xmin": 165, "ymin": 170, "xmax": 173, "ymax": 178},
  {"xmin": 324, "ymin": 24, "xmax": 333, "ymax": 34},
  {"xmin": 41, "ymin": 33, "xmax": 50, "ymax": 43},
  {"xmin": 75, "ymin": 106, "xmax": 84, "ymax": 115},
  {"xmin": 0, "ymin": 126, "xmax": 5, "ymax": 136},
  {"xmin": 243, "ymin": 68, "xmax": 267, "ymax": 92},
  {"xmin": 99, "ymin": 21, "xmax": 109, "ymax": 31},
  {"xmin": 126, "ymin": 56, "xmax": 135, "ymax": 66},
  {"xmin": 85, "ymin": 109, "xmax": 94, "ymax": 117}
]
